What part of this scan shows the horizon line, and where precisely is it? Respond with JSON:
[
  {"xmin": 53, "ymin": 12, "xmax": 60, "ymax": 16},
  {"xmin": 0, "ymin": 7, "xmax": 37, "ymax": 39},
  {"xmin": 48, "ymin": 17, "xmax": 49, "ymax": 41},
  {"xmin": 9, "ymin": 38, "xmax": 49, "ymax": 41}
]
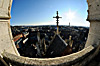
[{"xmin": 11, "ymin": 24, "xmax": 89, "ymax": 27}]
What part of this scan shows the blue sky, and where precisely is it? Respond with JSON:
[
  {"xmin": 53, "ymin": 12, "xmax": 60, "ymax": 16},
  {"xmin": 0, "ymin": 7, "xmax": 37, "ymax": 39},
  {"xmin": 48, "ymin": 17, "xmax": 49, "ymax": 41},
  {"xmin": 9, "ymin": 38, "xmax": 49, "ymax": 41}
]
[{"xmin": 10, "ymin": 0, "xmax": 89, "ymax": 27}]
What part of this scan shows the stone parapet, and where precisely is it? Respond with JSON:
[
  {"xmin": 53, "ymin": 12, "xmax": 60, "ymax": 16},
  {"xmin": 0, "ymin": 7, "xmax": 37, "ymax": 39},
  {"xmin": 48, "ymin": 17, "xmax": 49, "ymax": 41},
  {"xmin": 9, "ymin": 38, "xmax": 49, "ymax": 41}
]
[
  {"xmin": 0, "ymin": 0, "xmax": 100, "ymax": 66},
  {"xmin": 2, "ymin": 45, "xmax": 98, "ymax": 66}
]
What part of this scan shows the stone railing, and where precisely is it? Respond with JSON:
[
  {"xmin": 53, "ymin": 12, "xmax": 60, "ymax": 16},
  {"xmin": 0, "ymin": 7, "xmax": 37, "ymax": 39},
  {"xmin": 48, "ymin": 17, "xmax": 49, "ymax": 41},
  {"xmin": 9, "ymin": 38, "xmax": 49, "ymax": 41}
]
[{"xmin": 2, "ymin": 44, "xmax": 100, "ymax": 66}]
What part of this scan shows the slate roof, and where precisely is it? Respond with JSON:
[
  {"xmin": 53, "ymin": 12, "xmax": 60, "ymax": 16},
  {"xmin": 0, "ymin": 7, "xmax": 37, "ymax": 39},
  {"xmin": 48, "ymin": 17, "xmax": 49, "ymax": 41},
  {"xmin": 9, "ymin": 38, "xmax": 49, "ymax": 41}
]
[{"xmin": 46, "ymin": 34, "xmax": 68, "ymax": 57}]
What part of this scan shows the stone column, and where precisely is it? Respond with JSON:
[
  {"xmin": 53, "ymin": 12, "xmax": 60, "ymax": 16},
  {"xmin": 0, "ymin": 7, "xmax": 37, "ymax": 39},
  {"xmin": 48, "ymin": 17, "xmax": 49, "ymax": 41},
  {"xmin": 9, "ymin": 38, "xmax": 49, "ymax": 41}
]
[
  {"xmin": 0, "ymin": 0, "xmax": 19, "ymax": 56},
  {"xmin": 57, "ymin": 26, "xmax": 59, "ymax": 34},
  {"xmin": 85, "ymin": 0, "xmax": 100, "ymax": 47}
]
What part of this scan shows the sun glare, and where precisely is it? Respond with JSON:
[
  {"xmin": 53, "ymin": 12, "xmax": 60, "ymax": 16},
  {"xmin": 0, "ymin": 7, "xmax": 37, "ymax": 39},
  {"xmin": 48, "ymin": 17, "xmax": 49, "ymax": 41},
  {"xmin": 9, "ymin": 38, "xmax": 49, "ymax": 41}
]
[{"xmin": 67, "ymin": 11, "xmax": 75, "ymax": 20}]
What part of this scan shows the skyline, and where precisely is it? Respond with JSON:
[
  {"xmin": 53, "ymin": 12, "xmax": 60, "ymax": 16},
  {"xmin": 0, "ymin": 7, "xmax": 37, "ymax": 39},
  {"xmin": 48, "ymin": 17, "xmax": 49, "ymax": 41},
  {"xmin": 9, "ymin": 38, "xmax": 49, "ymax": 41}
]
[{"xmin": 10, "ymin": 0, "xmax": 89, "ymax": 27}]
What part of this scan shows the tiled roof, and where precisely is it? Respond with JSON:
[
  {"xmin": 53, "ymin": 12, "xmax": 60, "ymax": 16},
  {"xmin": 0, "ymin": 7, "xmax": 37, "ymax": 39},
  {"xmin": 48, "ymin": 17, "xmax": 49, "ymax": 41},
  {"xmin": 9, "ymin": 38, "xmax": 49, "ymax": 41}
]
[{"xmin": 46, "ymin": 34, "xmax": 68, "ymax": 57}]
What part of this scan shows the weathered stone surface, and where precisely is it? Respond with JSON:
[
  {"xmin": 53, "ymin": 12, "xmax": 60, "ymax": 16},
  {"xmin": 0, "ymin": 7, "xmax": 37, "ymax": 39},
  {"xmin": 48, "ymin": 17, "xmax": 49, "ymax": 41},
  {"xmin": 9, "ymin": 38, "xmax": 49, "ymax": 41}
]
[
  {"xmin": 0, "ymin": 0, "xmax": 12, "ymax": 18},
  {"xmin": 0, "ymin": 21, "xmax": 19, "ymax": 55},
  {"xmin": 87, "ymin": 0, "xmax": 100, "ymax": 21},
  {"xmin": 74, "ymin": 43, "xmax": 100, "ymax": 66},
  {"xmin": 85, "ymin": 21, "xmax": 100, "ymax": 47},
  {"xmin": 2, "ymin": 45, "xmax": 94, "ymax": 66},
  {"xmin": 0, "ymin": 0, "xmax": 100, "ymax": 66},
  {"xmin": 2, "ymin": 52, "xmax": 26, "ymax": 66},
  {"xmin": 85, "ymin": 0, "xmax": 100, "ymax": 47},
  {"xmin": 24, "ymin": 46, "xmax": 94, "ymax": 66},
  {"xmin": 0, "ymin": 0, "xmax": 19, "ymax": 56}
]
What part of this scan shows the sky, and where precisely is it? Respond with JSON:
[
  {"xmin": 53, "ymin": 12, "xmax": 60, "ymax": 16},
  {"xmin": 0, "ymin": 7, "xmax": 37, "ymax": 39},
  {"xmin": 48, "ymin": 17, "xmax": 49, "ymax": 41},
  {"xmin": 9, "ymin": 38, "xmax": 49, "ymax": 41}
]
[{"xmin": 10, "ymin": 0, "xmax": 90, "ymax": 27}]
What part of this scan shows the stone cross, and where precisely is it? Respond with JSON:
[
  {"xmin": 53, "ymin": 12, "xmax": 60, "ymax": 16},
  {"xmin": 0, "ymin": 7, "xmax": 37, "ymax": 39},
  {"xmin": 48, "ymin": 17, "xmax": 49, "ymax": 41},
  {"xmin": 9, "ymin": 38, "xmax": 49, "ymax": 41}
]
[{"xmin": 53, "ymin": 11, "xmax": 62, "ymax": 34}]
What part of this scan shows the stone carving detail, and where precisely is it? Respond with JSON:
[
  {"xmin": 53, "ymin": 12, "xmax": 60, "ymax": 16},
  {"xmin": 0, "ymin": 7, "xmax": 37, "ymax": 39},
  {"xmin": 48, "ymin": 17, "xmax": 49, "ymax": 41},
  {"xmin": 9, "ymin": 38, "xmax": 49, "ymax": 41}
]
[
  {"xmin": 87, "ymin": 0, "xmax": 100, "ymax": 21},
  {"xmin": 0, "ymin": 0, "xmax": 12, "ymax": 19}
]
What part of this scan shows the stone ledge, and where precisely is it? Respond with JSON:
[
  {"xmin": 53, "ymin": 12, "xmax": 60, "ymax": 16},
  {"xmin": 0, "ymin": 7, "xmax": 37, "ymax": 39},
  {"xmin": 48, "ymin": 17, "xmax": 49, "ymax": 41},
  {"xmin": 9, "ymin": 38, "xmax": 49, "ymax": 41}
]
[
  {"xmin": 87, "ymin": 15, "xmax": 100, "ymax": 21},
  {"xmin": 2, "ymin": 45, "xmax": 94, "ymax": 66},
  {"xmin": 2, "ymin": 52, "xmax": 27, "ymax": 66}
]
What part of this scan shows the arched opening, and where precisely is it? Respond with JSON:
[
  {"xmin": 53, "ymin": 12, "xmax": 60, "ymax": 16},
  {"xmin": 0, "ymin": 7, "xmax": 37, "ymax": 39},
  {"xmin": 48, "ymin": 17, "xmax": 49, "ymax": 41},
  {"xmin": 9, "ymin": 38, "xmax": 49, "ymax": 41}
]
[
  {"xmin": 0, "ymin": 0, "xmax": 100, "ymax": 66},
  {"xmin": 10, "ymin": 0, "xmax": 90, "ymax": 58}
]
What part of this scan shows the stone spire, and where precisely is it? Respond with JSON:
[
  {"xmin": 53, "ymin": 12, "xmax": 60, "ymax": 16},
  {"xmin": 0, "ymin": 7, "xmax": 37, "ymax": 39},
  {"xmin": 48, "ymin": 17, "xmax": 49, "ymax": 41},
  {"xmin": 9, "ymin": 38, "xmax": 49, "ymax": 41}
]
[
  {"xmin": 69, "ymin": 22, "xmax": 70, "ymax": 27},
  {"xmin": 53, "ymin": 11, "xmax": 62, "ymax": 34}
]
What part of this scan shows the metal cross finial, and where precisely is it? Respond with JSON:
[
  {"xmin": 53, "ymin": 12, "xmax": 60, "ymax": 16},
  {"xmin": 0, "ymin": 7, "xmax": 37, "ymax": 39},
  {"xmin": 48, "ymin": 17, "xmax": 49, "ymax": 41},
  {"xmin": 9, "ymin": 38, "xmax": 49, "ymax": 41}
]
[
  {"xmin": 53, "ymin": 11, "xmax": 62, "ymax": 34},
  {"xmin": 53, "ymin": 11, "xmax": 62, "ymax": 27}
]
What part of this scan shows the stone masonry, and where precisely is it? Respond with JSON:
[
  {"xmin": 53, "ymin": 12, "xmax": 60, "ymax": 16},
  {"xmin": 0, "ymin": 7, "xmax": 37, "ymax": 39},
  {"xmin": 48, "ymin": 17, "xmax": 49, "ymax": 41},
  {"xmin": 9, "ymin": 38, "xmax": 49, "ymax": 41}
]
[{"xmin": 0, "ymin": 0, "xmax": 100, "ymax": 66}]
